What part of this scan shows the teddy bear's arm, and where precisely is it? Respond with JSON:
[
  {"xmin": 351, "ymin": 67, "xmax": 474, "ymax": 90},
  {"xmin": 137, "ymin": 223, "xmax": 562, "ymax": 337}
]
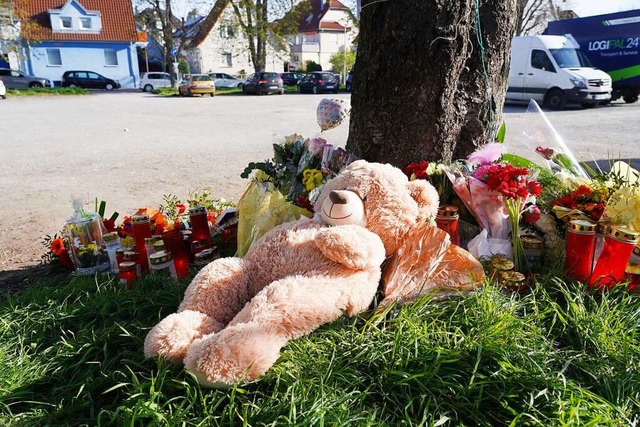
[{"xmin": 314, "ymin": 225, "xmax": 386, "ymax": 270}]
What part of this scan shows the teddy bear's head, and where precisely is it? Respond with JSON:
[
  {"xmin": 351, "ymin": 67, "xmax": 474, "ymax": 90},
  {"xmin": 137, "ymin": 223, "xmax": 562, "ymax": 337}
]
[{"xmin": 315, "ymin": 160, "xmax": 439, "ymax": 256}]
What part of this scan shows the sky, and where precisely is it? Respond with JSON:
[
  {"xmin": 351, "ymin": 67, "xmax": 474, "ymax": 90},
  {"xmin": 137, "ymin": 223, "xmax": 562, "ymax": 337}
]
[{"xmin": 570, "ymin": 0, "xmax": 640, "ymax": 17}]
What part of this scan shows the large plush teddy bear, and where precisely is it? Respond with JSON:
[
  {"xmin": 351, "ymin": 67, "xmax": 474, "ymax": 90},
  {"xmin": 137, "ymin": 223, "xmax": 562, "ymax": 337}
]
[{"xmin": 144, "ymin": 160, "xmax": 478, "ymax": 387}]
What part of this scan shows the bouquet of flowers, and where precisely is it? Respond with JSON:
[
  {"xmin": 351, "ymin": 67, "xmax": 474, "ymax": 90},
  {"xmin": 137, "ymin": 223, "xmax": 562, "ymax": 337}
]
[
  {"xmin": 403, "ymin": 160, "xmax": 452, "ymax": 202},
  {"xmin": 447, "ymin": 143, "xmax": 543, "ymax": 271}
]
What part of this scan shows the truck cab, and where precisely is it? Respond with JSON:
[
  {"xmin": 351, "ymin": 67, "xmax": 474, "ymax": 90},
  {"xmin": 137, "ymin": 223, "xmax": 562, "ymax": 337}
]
[{"xmin": 507, "ymin": 35, "xmax": 612, "ymax": 109}]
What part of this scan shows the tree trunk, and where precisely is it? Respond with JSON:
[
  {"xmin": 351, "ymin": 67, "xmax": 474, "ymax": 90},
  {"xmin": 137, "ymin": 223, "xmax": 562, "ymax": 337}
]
[{"xmin": 346, "ymin": 0, "xmax": 518, "ymax": 167}]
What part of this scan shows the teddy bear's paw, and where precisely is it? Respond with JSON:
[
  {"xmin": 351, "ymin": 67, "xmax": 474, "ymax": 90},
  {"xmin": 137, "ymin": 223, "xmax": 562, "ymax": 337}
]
[
  {"xmin": 144, "ymin": 310, "xmax": 221, "ymax": 361},
  {"xmin": 183, "ymin": 325, "xmax": 286, "ymax": 387}
]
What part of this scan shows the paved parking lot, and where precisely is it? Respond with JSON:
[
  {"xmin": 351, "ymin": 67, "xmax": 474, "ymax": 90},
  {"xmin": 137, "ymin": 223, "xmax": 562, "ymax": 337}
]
[{"xmin": 1, "ymin": 90, "xmax": 639, "ymax": 272}]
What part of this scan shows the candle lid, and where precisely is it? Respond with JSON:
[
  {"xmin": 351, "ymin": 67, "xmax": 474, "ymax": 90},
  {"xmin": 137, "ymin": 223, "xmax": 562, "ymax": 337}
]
[
  {"xmin": 153, "ymin": 240, "xmax": 166, "ymax": 251},
  {"xmin": 626, "ymin": 263, "xmax": 640, "ymax": 275},
  {"xmin": 131, "ymin": 214, "xmax": 150, "ymax": 224},
  {"xmin": 606, "ymin": 226, "xmax": 639, "ymax": 243},
  {"xmin": 103, "ymin": 232, "xmax": 119, "ymax": 242},
  {"xmin": 499, "ymin": 271, "xmax": 526, "ymax": 284},
  {"xmin": 144, "ymin": 237, "xmax": 157, "ymax": 245},
  {"xmin": 436, "ymin": 205, "xmax": 459, "ymax": 219},
  {"xmin": 115, "ymin": 247, "xmax": 128, "ymax": 255},
  {"xmin": 150, "ymin": 250, "xmax": 173, "ymax": 265},
  {"xmin": 491, "ymin": 256, "xmax": 514, "ymax": 272},
  {"xmin": 189, "ymin": 206, "xmax": 207, "ymax": 216},
  {"xmin": 124, "ymin": 250, "xmax": 138, "ymax": 260},
  {"xmin": 192, "ymin": 240, "xmax": 211, "ymax": 250},
  {"xmin": 521, "ymin": 235, "xmax": 544, "ymax": 249},
  {"xmin": 568, "ymin": 219, "xmax": 596, "ymax": 234},
  {"xmin": 195, "ymin": 248, "xmax": 216, "ymax": 263},
  {"xmin": 119, "ymin": 261, "xmax": 137, "ymax": 272}
]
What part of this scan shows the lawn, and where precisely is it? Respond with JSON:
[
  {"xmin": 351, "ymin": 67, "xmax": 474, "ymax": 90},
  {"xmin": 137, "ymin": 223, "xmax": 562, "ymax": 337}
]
[
  {"xmin": 6, "ymin": 87, "xmax": 90, "ymax": 96},
  {"xmin": 1, "ymin": 266, "xmax": 638, "ymax": 425}
]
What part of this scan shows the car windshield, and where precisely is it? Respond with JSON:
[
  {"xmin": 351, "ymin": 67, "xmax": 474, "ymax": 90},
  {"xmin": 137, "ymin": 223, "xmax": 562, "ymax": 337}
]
[
  {"xmin": 549, "ymin": 48, "xmax": 593, "ymax": 68},
  {"xmin": 192, "ymin": 75, "xmax": 211, "ymax": 81},
  {"xmin": 263, "ymin": 73, "xmax": 279, "ymax": 79}
]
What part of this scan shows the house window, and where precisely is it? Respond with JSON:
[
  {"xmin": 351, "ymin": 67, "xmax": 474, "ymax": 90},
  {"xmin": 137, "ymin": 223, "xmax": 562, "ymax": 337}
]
[
  {"xmin": 80, "ymin": 17, "xmax": 92, "ymax": 29},
  {"xmin": 219, "ymin": 24, "xmax": 235, "ymax": 38},
  {"xmin": 222, "ymin": 53, "xmax": 232, "ymax": 67},
  {"xmin": 104, "ymin": 49, "xmax": 118, "ymax": 66},
  {"xmin": 46, "ymin": 49, "xmax": 62, "ymax": 66},
  {"xmin": 60, "ymin": 16, "xmax": 72, "ymax": 29}
]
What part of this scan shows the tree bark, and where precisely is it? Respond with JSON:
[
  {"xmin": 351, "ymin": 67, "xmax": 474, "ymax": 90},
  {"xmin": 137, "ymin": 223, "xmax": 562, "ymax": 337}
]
[{"xmin": 346, "ymin": 0, "xmax": 518, "ymax": 167}]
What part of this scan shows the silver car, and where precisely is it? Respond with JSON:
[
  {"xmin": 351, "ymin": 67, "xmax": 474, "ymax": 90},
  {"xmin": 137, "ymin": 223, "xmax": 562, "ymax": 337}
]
[
  {"xmin": 0, "ymin": 68, "xmax": 51, "ymax": 89},
  {"xmin": 139, "ymin": 72, "xmax": 172, "ymax": 92},
  {"xmin": 0, "ymin": 79, "xmax": 6, "ymax": 99},
  {"xmin": 209, "ymin": 72, "xmax": 244, "ymax": 88}
]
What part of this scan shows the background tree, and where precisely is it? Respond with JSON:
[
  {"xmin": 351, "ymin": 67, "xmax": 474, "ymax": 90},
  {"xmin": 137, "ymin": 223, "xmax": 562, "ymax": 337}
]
[
  {"xmin": 224, "ymin": 0, "xmax": 309, "ymax": 72},
  {"xmin": 328, "ymin": 49, "xmax": 356, "ymax": 77},
  {"xmin": 347, "ymin": 0, "xmax": 519, "ymax": 166},
  {"xmin": 516, "ymin": 0, "xmax": 574, "ymax": 36},
  {"xmin": 134, "ymin": 0, "xmax": 199, "ymax": 86}
]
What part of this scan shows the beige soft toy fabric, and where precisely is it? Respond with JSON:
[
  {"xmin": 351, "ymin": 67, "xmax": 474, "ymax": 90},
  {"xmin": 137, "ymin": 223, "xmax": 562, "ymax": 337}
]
[{"xmin": 144, "ymin": 160, "xmax": 480, "ymax": 387}]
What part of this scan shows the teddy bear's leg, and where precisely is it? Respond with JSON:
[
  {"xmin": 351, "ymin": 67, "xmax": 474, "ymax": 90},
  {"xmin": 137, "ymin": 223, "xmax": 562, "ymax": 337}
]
[
  {"xmin": 144, "ymin": 257, "xmax": 256, "ymax": 361},
  {"xmin": 183, "ymin": 271, "xmax": 379, "ymax": 387}
]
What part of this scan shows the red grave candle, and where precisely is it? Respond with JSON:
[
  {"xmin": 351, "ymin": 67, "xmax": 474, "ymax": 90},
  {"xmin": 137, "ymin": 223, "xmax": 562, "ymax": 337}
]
[
  {"xmin": 132, "ymin": 214, "xmax": 152, "ymax": 274},
  {"xmin": 564, "ymin": 220, "xmax": 596, "ymax": 283},
  {"xmin": 119, "ymin": 261, "xmax": 138, "ymax": 290},
  {"xmin": 189, "ymin": 206, "xmax": 212, "ymax": 245},
  {"xmin": 435, "ymin": 205, "xmax": 460, "ymax": 246},
  {"xmin": 162, "ymin": 229, "xmax": 190, "ymax": 279},
  {"xmin": 589, "ymin": 226, "xmax": 639, "ymax": 290}
]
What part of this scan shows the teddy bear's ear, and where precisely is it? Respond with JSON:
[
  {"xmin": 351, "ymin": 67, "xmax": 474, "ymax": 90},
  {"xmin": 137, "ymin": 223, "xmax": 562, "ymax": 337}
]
[{"xmin": 407, "ymin": 180, "xmax": 439, "ymax": 223}]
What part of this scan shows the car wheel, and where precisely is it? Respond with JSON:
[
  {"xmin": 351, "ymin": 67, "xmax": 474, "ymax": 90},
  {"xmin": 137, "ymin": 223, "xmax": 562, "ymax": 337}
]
[
  {"xmin": 29, "ymin": 82, "xmax": 43, "ymax": 88},
  {"xmin": 297, "ymin": 85, "xmax": 302, "ymax": 94},
  {"xmin": 279, "ymin": 89, "xmax": 284, "ymax": 95},
  {"xmin": 624, "ymin": 95, "xmax": 639, "ymax": 104},
  {"xmin": 187, "ymin": 89, "xmax": 193, "ymax": 97},
  {"xmin": 237, "ymin": 83, "xmax": 243, "ymax": 88},
  {"xmin": 210, "ymin": 92, "xmax": 215, "ymax": 97},
  {"xmin": 178, "ymin": 88, "xmax": 183, "ymax": 97},
  {"xmin": 312, "ymin": 86, "xmax": 319, "ymax": 94},
  {"xmin": 544, "ymin": 89, "xmax": 565, "ymax": 110},
  {"xmin": 106, "ymin": 83, "xmax": 114, "ymax": 91},
  {"xmin": 144, "ymin": 84, "xmax": 153, "ymax": 92},
  {"xmin": 1, "ymin": 95, "xmax": 5, "ymax": 99}
]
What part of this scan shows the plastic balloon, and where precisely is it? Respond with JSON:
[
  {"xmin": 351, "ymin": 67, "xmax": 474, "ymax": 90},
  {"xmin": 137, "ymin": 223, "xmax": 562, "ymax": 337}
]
[{"xmin": 316, "ymin": 98, "xmax": 351, "ymax": 132}]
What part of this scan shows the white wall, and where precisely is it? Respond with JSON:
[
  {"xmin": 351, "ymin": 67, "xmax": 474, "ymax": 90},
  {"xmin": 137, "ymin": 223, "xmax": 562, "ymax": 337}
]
[{"xmin": 28, "ymin": 43, "xmax": 140, "ymax": 88}]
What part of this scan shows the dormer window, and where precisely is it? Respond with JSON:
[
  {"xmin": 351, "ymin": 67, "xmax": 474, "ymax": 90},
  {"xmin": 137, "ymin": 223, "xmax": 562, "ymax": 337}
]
[
  {"xmin": 80, "ymin": 17, "xmax": 92, "ymax": 29},
  {"xmin": 60, "ymin": 16, "xmax": 72, "ymax": 29}
]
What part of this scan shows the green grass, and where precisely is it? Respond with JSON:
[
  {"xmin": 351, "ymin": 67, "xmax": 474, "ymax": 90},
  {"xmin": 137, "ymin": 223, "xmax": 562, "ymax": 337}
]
[
  {"xmin": 1, "ymin": 270, "xmax": 639, "ymax": 425},
  {"xmin": 154, "ymin": 85, "xmax": 338, "ymax": 97},
  {"xmin": 6, "ymin": 87, "xmax": 89, "ymax": 96}
]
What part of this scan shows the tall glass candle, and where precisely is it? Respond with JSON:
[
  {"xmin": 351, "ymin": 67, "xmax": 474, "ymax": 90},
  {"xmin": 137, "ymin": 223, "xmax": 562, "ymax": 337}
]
[
  {"xmin": 189, "ymin": 206, "xmax": 212, "ymax": 244},
  {"xmin": 103, "ymin": 231, "xmax": 121, "ymax": 274},
  {"xmin": 162, "ymin": 229, "xmax": 190, "ymax": 279},
  {"xmin": 435, "ymin": 205, "xmax": 460, "ymax": 246},
  {"xmin": 119, "ymin": 261, "xmax": 137, "ymax": 290},
  {"xmin": 564, "ymin": 220, "xmax": 596, "ymax": 283},
  {"xmin": 590, "ymin": 226, "xmax": 639, "ymax": 290},
  {"xmin": 132, "ymin": 214, "xmax": 152, "ymax": 274}
]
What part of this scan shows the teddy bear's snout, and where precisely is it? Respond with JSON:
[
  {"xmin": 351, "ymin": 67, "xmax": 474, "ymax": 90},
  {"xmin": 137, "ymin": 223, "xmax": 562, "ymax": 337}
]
[{"xmin": 329, "ymin": 190, "xmax": 349, "ymax": 205}]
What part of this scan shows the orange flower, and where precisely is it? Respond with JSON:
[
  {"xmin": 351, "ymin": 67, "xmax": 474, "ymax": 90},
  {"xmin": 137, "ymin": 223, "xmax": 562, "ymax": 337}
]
[{"xmin": 50, "ymin": 238, "xmax": 65, "ymax": 256}]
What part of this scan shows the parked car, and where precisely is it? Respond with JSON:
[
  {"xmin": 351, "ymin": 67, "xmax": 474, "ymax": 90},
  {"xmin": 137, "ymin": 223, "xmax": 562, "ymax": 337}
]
[
  {"xmin": 0, "ymin": 68, "xmax": 52, "ymax": 89},
  {"xmin": 140, "ymin": 72, "xmax": 171, "ymax": 92},
  {"xmin": 345, "ymin": 70, "xmax": 353, "ymax": 92},
  {"xmin": 209, "ymin": 72, "xmax": 244, "ymax": 88},
  {"xmin": 280, "ymin": 72, "xmax": 305, "ymax": 86},
  {"xmin": 0, "ymin": 79, "xmax": 6, "ymax": 99},
  {"xmin": 178, "ymin": 74, "xmax": 215, "ymax": 97},
  {"xmin": 242, "ymin": 72, "xmax": 284, "ymax": 95},
  {"xmin": 297, "ymin": 72, "xmax": 339, "ymax": 94},
  {"xmin": 61, "ymin": 71, "xmax": 121, "ymax": 90}
]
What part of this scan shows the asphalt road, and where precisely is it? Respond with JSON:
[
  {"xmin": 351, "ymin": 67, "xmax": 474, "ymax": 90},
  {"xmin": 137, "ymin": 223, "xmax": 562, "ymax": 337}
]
[{"xmin": 1, "ymin": 91, "xmax": 639, "ymax": 272}]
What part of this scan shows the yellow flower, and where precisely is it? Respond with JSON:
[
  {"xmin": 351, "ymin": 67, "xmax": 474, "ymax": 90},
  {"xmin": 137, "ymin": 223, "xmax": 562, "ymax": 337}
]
[
  {"xmin": 302, "ymin": 169, "xmax": 324, "ymax": 191},
  {"xmin": 604, "ymin": 186, "xmax": 640, "ymax": 231},
  {"xmin": 120, "ymin": 236, "xmax": 135, "ymax": 249}
]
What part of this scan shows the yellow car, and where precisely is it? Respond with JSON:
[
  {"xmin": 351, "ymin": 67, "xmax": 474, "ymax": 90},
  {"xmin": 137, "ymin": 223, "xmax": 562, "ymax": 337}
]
[{"xmin": 178, "ymin": 74, "xmax": 215, "ymax": 97}]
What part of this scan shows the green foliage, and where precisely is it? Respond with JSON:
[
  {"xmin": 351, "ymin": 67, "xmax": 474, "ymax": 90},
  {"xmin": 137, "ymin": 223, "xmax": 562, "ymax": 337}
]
[
  {"xmin": 304, "ymin": 60, "xmax": 322, "ymax": 72},
  {"xmin": 6, "ymin": 87, "xmax": 89, "ymax": 96},
  {"xmin": 328, "ymin": 50, "xmax": 356, "ymax": 77},
  {"xmin": 1, "ymin": 274, "xmax": 639, "ymax": 425},
  {"xmin": 178, "ymin": 58, "xmax": 190, "ymax": 75},
  {"xmin": 496, "ymin": 122, "xmax": 506, "ymax": 143}
]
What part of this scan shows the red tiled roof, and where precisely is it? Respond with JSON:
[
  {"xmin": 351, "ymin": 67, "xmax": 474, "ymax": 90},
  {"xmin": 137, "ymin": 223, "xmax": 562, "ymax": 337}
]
[
  {"xmin": 297, "ymin": 0, "xmax": 350, "ymax": 33},
  {"xmin": 16, "ymin": 0, "xmax": 137, "ymax": 42}
]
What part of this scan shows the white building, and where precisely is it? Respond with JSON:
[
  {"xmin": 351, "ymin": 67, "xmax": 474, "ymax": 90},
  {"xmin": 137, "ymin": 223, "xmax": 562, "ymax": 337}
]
[{"xmin": 289, "ymin": 0, "xmax": 356, "ymax": 72}]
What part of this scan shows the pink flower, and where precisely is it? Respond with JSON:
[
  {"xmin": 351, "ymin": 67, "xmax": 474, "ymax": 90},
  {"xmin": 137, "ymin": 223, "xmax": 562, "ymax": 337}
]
[
  {"xmin": 535, "ymin": 146, "xmax": 555, "ymax": 160},
  {"xmin": 466, "ymin": 142, "xmax": 505, "ymax": 166}
]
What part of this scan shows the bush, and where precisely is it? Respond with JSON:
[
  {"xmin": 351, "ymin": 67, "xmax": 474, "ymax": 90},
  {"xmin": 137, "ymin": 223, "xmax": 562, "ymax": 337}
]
[{"xmin": 304, "ymin": 60, "xmax": 322, "ymax": 72}]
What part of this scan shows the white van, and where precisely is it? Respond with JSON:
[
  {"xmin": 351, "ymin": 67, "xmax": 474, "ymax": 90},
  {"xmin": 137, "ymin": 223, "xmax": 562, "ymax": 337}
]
[{"xmin": 506, "ymin": 35, "xmax": 612, "ymax": 109}]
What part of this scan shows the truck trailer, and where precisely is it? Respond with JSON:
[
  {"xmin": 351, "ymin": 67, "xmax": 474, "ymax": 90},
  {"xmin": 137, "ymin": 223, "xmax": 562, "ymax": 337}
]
[{"xmin": 545, "ymin": 9, "xmax": 640, "ymax": 103}]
